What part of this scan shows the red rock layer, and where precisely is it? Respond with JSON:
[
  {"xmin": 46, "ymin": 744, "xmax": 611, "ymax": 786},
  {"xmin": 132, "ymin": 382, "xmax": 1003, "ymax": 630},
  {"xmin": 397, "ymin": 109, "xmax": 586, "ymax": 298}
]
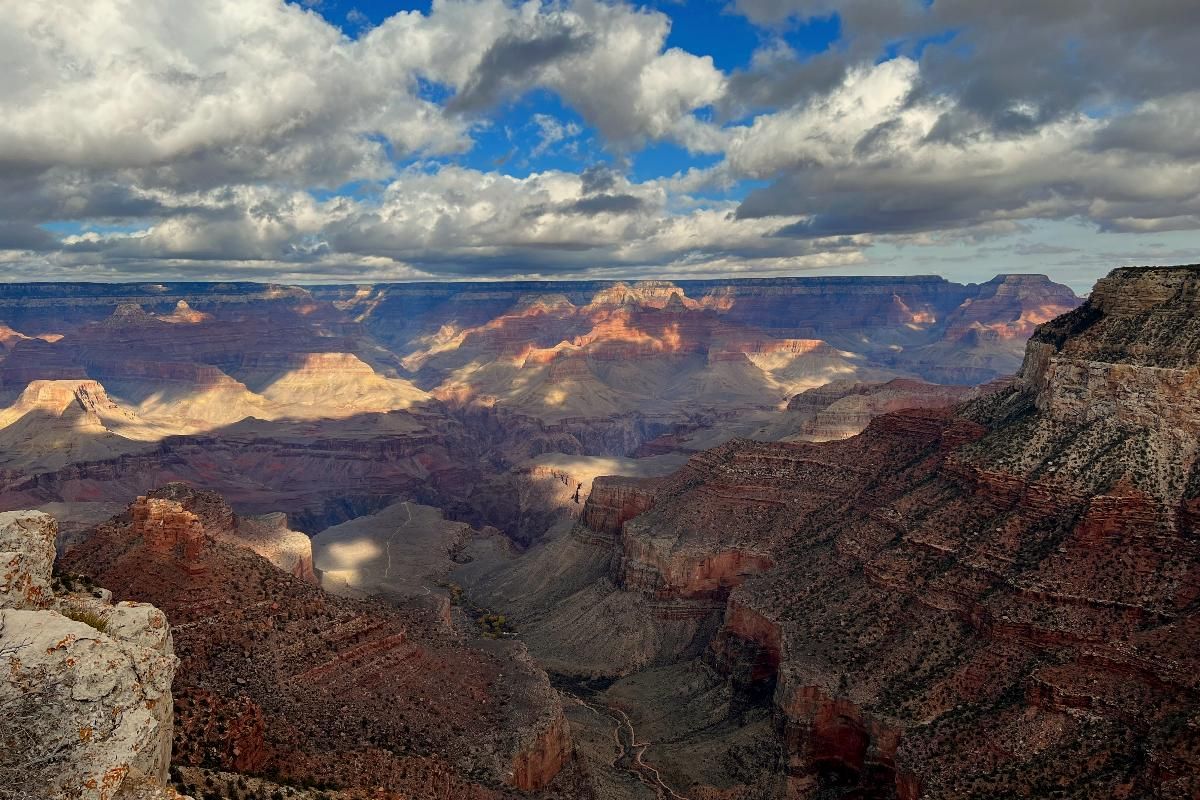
[
  {"xmin": 606, "ymin": 398, "xmax": 1200, "ymax": 797},
  {"xmin": 131, "ymin": 496, "xmax": 207, "ymax": 565},
  {"xmin": 510, "ymin": 709, "xmax": 573, "ymax": 792},
  {"xmin": 62, "ymin": 489, "xmax": 581, "ymax": 799},
  {"xmin": 567, "ymin": 268, "xmax": 1200, "ymax": 799},
  {"xmin": 779, "ymin": 685, "xmax": 909, "ymax": 800},
  {"xmin": 579, "ymin": 476, "xmax": 662, "ymax": 539}
]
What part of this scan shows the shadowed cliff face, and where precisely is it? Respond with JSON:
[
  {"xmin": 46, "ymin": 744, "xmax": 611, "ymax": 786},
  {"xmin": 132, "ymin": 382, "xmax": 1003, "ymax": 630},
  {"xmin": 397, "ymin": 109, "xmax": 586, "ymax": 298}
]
[{"xmin": 459, "ymin": 265, "xmax": 1200, "ymax": 799}]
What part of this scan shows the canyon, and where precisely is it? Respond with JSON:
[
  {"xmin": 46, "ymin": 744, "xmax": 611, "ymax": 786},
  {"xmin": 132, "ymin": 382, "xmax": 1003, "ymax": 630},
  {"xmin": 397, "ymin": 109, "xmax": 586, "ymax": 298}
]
[
  {"xmin": 12, "ymin": 269, "xmax": 1198, "ymax": 798},
  {"xmin": 457, "ymin": 266, "xmax": 1200, "ymax": 798},
  {"xmin": 0, "ymin": 275, "xmax": 1078, "ymax": 537},
  {"xmin": 61, "ymin": 486, "xmax": 585, "ymax": 799}
]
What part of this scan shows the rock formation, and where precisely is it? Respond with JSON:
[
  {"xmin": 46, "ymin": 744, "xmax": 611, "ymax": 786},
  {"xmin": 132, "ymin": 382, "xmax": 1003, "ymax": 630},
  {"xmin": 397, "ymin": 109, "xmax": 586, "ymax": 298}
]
[
  {"xmin": 232, "ymin": 512, "xmax": 317, "ymax": 583},
  {"xmin": 0, "ymin": 510, "xmax": 185, "ymax": 800},
  {"xmin": 0, "ymin": 273, "xmax": 1100, "ymax": 798},
  {"xmin": 0, "ymin": 380, "xmax": 166, "ymax": 472},
  {"xmin": 139, "ymin": 484, "xmax": 317, "ymax": 584},
  {"xmin": 0, "ymin": 275, "xmax": 1077, "ymax": 550},
  {"xmin": 62, "ymin": 486, "xmax": 583, "ymax": 799},
  {"xmin": 457, "ymin": 265, "xmax": 1200, "ymax": 799},
  {"xmin": 782, "ymin": 378, "xmax": 973, "ymax": 442}
]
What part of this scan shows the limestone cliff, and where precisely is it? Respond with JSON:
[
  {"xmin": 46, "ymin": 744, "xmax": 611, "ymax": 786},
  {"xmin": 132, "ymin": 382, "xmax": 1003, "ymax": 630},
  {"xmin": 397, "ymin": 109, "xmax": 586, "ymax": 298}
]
[
  {"xmin": 1024, "ymin": 265, "xmax": 1200, "ymax": 432},
  {"xmin": 0, "ymin": 510, "xmax": 186, "ymax": 800}
]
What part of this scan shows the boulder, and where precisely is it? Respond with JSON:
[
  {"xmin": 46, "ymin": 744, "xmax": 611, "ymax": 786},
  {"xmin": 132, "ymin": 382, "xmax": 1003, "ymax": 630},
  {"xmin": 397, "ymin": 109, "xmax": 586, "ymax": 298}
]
[
  {"xmin": 0, "ymin": 510, "xmax": 57, "ymax": 610},
  {"xmin": 0, "ymin": 511, "xmax": 184, "ymax": 800}
]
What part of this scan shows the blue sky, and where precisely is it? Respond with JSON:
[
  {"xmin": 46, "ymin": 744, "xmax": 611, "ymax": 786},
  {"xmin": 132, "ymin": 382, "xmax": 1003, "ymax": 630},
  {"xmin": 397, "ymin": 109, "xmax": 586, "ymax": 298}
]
[
  {"xmin": 2, "ymin": 0, "xmax": 1198, "ymax": 290},
  {"xmin": 298, "ymin": 0, "xmax": 818, "ymax": 186}
]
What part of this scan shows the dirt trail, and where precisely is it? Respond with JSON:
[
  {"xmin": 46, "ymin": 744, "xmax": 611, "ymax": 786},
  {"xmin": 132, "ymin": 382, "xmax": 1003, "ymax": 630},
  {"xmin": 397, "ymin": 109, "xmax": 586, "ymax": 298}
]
[
  {"xmin": 382, "ymin": 502, "xmax": 431, "ymax": 595},
  {"xmin": 561, "ymin": 688, "xmax": 690, "ymax": 800}
]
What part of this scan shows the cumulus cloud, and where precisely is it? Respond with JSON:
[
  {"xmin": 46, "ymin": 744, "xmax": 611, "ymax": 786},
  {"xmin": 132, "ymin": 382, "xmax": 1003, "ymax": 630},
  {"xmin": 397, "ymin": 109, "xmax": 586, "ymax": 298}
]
[
  {"xmin": 323, "ymin": 165, "xmax": 859, "ymax": 274},
  {"xmin": 0, "ymin": 0, "xmax": 1198, "ymax": 283},
  {"xmin": 727, "ymin": 0, "xmax": 1200, "ymax": 127},
  {"xmin": 0, "ymin": 0, "xmax": 743, "ymax": 279},
  {"xmin": 1, "ymin": 0, "xmax": 723, "ymax": 185},
  {"xmin": 0, "ymin": 1, "xmax": 468, "ymax": 189},
  {"xmin": 721, "ymin": 57, "xmax": 1200, "ymax": 239},
  {"xmin": 441, "ymin": 0, "xmax": 726, "ymax": 146},
  {"xmin": 23, "ymin": 164, "xmax": 860, "ymax": 279}
]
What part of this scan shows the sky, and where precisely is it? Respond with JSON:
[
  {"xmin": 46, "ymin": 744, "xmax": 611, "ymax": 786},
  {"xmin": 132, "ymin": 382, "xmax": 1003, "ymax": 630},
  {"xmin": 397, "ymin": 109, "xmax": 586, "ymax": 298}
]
[{"xmin": 2, "ymin": 1, "xmax": 1199, "ymax": 292}]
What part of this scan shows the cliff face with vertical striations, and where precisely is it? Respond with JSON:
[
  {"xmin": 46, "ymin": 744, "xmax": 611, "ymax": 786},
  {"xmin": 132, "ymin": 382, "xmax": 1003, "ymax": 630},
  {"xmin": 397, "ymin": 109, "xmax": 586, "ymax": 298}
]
[{"xmin": 579, "ymin": 475, "xmax": 663, "ymax": 539}]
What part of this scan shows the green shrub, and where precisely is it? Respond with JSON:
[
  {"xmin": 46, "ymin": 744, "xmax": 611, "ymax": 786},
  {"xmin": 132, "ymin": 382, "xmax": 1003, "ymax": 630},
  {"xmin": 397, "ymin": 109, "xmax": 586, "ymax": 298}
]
[{"xmin": 60, "ymin": 607, "xmax": 108, "ymax": 634}]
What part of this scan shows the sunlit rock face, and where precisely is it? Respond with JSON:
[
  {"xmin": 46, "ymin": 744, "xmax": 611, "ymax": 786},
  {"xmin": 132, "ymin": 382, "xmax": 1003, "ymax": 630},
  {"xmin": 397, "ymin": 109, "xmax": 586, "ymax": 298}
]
[
  {"xmin": 387, "ymin": 276, "xmax": 1078, "ymax": 422},
  {"xmin": 0, "ymin": 275, "xmax": 1076, "ymax": 542},
  {"xmin": 0, "ymin": 510, "xmax": 184, "ymax": 800}
]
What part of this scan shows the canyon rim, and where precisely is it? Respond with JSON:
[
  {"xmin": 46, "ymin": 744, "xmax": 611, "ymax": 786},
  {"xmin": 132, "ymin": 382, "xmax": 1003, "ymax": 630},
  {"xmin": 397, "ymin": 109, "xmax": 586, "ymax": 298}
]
[{"xmin": 5, "ymin": 2, "xmax": 1200, "ymax": 798}]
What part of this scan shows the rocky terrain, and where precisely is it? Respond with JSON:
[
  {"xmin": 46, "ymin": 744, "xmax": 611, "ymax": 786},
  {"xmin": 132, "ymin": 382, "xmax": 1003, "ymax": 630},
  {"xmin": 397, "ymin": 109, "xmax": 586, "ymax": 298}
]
[
  {"xmin": 360, "ymin": 274, "xmax": 1076, "ymax": 421},
  {"xmin": 0, "ymin": 276, "xmax": 1076, "ymax": 544},
  {"xmin": 0, "ymin": 509, "xmax": 184, "ymax": 800},
  {"xmin": 60, "ymin": 485, "xmax": 585, "ymax": 799},
  {"xmin": 0, "ymin": 273, "xmax": 1101, "ymax": 800},
  {"xmin": 456, "ymin": 265, "xmax": 1200, "ymax": 799}
]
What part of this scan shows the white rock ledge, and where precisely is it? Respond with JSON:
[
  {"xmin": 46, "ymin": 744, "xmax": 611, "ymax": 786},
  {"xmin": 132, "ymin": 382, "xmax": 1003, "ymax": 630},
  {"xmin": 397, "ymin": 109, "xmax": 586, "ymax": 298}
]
[{"xmin": 0, "ymin": 511, "xmax": 189, "ymax": 800}]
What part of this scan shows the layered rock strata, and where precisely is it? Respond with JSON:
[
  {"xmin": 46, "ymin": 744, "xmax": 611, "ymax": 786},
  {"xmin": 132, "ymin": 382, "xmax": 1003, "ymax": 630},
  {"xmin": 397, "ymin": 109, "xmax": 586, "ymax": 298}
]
[
  {"xmin": 63, "ymin": 486, "xmax": 581, "ymax": 799},
  {"xmin": 503, "ymin": 265, "xmax": 1200, "ymax": 799}
]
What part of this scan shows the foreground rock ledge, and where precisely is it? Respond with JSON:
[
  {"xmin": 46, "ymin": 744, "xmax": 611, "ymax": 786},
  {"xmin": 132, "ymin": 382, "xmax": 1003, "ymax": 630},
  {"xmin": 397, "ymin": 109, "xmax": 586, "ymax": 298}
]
[{"xmin": 0, "ymin": 510, "xmax": 188, "ymax": 800}]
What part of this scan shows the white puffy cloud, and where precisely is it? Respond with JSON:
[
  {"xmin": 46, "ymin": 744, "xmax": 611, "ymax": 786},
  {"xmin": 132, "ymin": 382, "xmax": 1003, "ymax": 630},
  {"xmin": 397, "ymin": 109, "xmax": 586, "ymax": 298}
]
[
  {"xmin": 30, "ymin": 164, "xmax": 858, "ymax": 279},
  {"xmin": 0, "ymin": 0, "xmax": 724, "ymax": 188},
  {"xmin": 719, "ymin": 58, "xmax": 1200, "ymax": 238},
  {"xmin": 0, "ymin": 0, "xmax": 467, "ymax": 188},
  {"xmin": 0, "ymin": 0, "xmax": 752, "ymax": 280},
  {"xmin": 425, "ymin": 0, "xmax": 726, "ymax": 147},
  {"xmin": 0, "ymin": 0, "xmax": 1198, "ymax": 284}
]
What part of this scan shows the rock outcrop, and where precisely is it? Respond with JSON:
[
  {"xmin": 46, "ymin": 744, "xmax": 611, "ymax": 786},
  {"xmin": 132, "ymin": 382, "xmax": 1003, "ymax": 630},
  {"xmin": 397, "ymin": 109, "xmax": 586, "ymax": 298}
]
[
  {"xmin": 232, "ymin": 512, "xmax": 317, "ymax": 583},
  {"xmin": 142, "ymin": 484, "xmax": 317, "ymax": 584},
  {"xmin": 0, "ymin": 510, "xmax": 184, "ymax": 800},
  {"xmin": 0, "ymin": 380, "xmax": 164, "ymax": 472},
  {"xmin": 580, "ymin": 475, "xmax": 662, "ymax": 539},
  {"xmin": 63, "ymin": 488, "xmax": 581, "ymax": 799},
  {"xmin": 477, "ymin": 265, "xmax": 1200, "ymax": 799},
  {"xmin": 783, "ymin": 378, "xmax": 972, "ymax": 441}
]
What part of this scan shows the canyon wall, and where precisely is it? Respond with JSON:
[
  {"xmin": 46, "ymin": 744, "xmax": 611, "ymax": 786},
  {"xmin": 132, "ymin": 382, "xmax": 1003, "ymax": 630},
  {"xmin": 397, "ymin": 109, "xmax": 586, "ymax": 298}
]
[
  {"xmin": 521, "ymin": 265, "xmax": 1200, "ymax": 799},
  {"xmin": 62, "ymin": 486, "xmax": 580, "ymax": 799}
]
